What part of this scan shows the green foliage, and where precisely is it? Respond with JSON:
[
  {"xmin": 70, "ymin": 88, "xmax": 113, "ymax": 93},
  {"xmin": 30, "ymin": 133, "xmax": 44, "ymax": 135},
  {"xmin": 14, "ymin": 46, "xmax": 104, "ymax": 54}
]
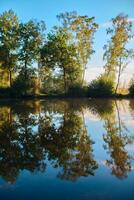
[
  {"xmin": 18, "ymin": 20, "xmax": 45, "ymax": 69},
  {"xmin": 128, "ymin": 78, "xmax": 134, "ymax": 97},
  {"xmin": 0, "ymin": 10, "xmax": 133, "ymax": 98},
  {"xmin": 0, "ymin": 10, "xmax": 45, "ymax": 95},
  {"xmin": 57, "ymin": 12, "xmax": 98, "ymax": 84},
  {"xmin": 0, "ymin": 10, "xmax": 20, "ymax": 86},
  {"xmin": 41, "ymin": 29, "xmax": 82, "ymax": 93},
  {"xmin": 88, "ymin": 75, "xmax": 114, "ymax": 97},
  {"xmin": 67, "ymin": 84, "xmax": 88, "ymax": 97},
  {"xmin": 11, "ymin": 69, "xmax": 36, "ymax": 96}
]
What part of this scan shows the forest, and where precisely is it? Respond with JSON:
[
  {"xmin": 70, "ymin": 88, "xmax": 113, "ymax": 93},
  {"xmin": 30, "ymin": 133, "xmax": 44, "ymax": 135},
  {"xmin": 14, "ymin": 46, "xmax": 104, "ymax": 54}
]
[{"xmin": 0, "ymin": 10, "xmax": 134, "ymax": 98}]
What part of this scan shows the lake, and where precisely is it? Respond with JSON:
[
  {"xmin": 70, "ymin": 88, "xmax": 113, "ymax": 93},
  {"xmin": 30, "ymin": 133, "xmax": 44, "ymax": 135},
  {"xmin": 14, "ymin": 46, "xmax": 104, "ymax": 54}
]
[{"xmin": 0, "ymin": 99, "xmax": 134, "ymax": 200}]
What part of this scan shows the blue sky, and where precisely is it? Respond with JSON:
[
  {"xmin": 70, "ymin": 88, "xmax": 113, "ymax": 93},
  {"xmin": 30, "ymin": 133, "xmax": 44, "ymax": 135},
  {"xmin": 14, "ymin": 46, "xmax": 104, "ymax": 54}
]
[{"xmin": 0, "ymin": 0, "xmax": 134, "ymax": 84}]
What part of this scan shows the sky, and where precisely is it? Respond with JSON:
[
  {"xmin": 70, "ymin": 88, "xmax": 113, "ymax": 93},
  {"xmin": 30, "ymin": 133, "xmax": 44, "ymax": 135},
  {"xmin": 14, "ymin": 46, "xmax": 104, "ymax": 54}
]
[{"xmin": 0, "ymin": 0, "xmax": 134, "ymax": 86}]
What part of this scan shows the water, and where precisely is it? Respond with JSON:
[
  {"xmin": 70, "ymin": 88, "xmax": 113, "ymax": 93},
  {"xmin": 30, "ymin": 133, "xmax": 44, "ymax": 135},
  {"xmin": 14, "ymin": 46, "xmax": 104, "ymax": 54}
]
[{"xmin": 0, "ymin": 99, "xmax": 134, "ymax": 200}]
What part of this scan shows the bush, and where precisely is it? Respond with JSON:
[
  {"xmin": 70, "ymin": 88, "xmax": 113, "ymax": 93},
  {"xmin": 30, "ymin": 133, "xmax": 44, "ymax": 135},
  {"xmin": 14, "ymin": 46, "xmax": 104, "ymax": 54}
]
[
  {"xmin": 67, "ymin": 84, "xmax": 88, "ymax": 97},
  {"xmin": 88, "ymin": 75, "xmax": 114, "ymax": 97},
  {"xmin": 11, "ymin": 71, "xmax": 36, "ymax": 97},
  {"xmin": 128, "ymin": 78, "xmax": 134, "ymax": 97}
]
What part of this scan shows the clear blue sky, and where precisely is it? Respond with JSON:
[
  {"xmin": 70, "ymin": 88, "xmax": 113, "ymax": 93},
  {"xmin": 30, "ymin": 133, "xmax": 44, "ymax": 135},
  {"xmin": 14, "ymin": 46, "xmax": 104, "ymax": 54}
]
[
  {"xmin": 0, "ymin": 0, "xmax": 134, "ymax": 82},
  {"xmin": 0, "ymin": 0, "xmax": 134, "ymax": 26}
]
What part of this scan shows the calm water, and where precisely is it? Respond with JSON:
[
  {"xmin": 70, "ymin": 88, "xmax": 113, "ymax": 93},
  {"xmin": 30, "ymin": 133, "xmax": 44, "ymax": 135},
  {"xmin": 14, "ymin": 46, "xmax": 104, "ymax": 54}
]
[{"xmin": 0, "ymin": 99, "xmax": 134, "ymax": 200}]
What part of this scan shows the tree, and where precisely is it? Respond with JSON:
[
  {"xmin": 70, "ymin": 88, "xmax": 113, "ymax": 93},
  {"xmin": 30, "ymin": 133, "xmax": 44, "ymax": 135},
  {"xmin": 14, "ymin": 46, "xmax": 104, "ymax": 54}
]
[
  {"xmin": 0, "ymin": 10, "xmax": 19, "ymax": 87},
  {"xmin": 57, "ymin": 11, "xmax": 98, "ymax": 85},
  {"xmin": 41, "ymin": 29, "xmax": 81, "ymax": 93},
  {"xmin": 103, "ymin": 14, "xmax": 134, "ymax": 94},
  {"xmin": 11, "ymin": 68, "xmax": 36, "ymax": 96},
  {"xmin": 18, "ymin": 20, "xmax": 45, "ymax": 93}
]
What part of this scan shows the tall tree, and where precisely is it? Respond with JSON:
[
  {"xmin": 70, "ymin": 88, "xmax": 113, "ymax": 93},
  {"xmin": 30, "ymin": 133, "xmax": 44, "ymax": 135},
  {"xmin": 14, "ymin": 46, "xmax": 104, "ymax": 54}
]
[
  {"xmin": 0, "ymin": 10, "xmax": 19, "ymax": 87},
  {"xmin": 57, "ymin": 11, "xmax": 98, "ymax": 85},
  {"xmin": 41, "ymin": 29, "xmax": 81, "ymax": 93},
  {"xmin": 18, "ymin": 20, "xmax": 45, "ymax": 81},
  {"xmin": 103, "ymin": 14, "xmax": 134, "ymax": 93}
]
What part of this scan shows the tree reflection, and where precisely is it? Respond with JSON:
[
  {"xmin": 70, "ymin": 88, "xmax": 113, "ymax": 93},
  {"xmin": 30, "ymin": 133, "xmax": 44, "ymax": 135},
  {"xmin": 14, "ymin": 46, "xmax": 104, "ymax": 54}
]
[
  {"xmin": 0, "ymin": 100, "xmax": 97, "ymax": 183},
  {"xmin": 0, "ymin": 106, "xmax": 46, "ymax": 183},
  {"xmin": 129, "ymin": 99, "xmax": 134, "ymax": 118},
  {"xmin": 88, "ymin": 100, "xmax": 134, "ymax": 179},
  {"xmin": 103, "ymin": 116, "xmax": 132, "ymax": 178},
  {"xmin": 58, "ymin": 131, "xmax": 98, "ymax": 181},
  {"xmin": 39, "ymin": 104, "xmax": 98, "ymax": 181},
  {"xmin": 0, "ymin": 120, "xmax": 20, "ymax": 183}
]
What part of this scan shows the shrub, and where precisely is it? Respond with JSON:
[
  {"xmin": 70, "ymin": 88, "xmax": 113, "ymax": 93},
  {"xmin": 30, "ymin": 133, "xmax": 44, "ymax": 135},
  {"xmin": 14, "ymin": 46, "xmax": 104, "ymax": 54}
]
[
  {"xmin": 67, "ymin": 84, "xmax": 88, "ymax": 97},
  {"xmin": 128, "ymin": 78, "xmax": 134, "ymax": 97},
  {"xmin": 88, "ymin": 75, "xmax": 114, "ymax": 97},
  {"xmin": 11, "ymin": 71, "xmax": 36, "ymax": 97}
]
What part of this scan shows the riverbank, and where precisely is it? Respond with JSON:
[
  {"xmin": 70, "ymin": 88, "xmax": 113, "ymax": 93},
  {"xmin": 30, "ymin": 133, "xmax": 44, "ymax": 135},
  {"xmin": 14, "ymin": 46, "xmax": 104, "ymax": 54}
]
[{"xmin": 0, "ymin": 93, "xmax": 134, "ymax": 100}]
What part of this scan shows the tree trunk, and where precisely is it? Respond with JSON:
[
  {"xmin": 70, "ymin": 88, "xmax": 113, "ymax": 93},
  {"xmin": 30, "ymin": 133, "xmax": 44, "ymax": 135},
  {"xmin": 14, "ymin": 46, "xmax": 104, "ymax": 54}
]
[
  {"xmin": 115, "ymin": 58, "xmax": 122, "ymax": 94},
  {"xmin": 37, "ymin": 60, "xmax": 41, "ymax": 95},
  {"xmin": 82, "ymin": 64, "xmax": 86, "ymax": 86}
]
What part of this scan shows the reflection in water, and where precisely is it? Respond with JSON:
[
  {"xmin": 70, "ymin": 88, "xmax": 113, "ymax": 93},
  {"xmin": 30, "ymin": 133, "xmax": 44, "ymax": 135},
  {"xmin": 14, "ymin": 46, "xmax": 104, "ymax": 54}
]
[
  {"xmin": 0, "ymin": 100, "xmax": 98, "ymax": 183},
  {"xmin": 0, "ymin": 99, "xmax": 134, "ymax": 184},
  {"xmin": 0, "ymin": 106, "xmax": 46, "ymax": 183},
  {"xmin": 88, "ymin": 100, "xmax": 134, "ymax": 179}
]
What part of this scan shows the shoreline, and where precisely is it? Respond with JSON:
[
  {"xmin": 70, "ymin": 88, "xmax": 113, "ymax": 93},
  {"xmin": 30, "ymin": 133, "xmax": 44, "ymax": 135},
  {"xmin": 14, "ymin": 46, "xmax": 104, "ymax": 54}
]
[{"xmin": 0, "ymin": 94, "xmax": 134, "ymax": 101}]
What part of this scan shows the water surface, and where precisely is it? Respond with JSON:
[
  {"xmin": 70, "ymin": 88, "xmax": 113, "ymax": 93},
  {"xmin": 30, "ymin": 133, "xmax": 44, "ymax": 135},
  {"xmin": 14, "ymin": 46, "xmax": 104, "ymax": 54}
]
[{"xmin": 0, "ymin": 99, "xmax": 134, "ymax": 200}]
